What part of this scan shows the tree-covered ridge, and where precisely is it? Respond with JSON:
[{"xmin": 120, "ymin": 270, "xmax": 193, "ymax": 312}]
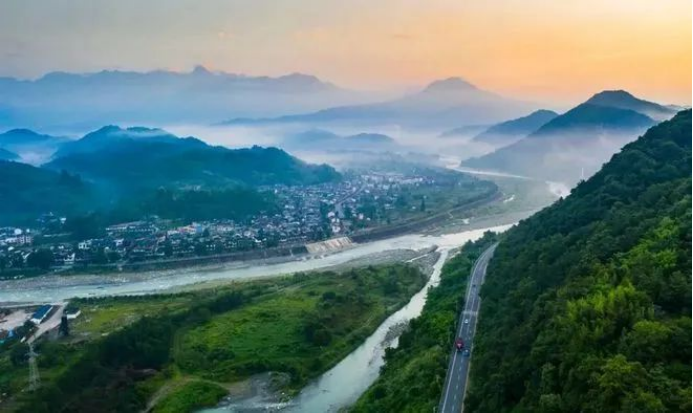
[
  {"xmin": 352, "ymin": 233, "xmax": 498, "ymax": 412},
  {"xmin": 0, "ymin": 160, "xmax": 96, "ymax": 224},
  {"xmin": 47, "ymin": 131, "xmax": 341, "ymax": 191},
  {"xmin": 1, "ymin": 125, "xmax": 340, "ymax": 224},
  {"xmin": 465, "ymin": 110, "xmax": 691, "ymax": 413}
]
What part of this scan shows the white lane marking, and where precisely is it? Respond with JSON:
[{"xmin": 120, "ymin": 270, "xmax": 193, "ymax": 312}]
[
  {"xmin": 441, "ymin": 347, "xmax": 459, "ymax": 412},
  {"xmin": 460, "ymin": 246, "xmax": 496, "ymax": 412},
  {"xmin": 441, "ymin": 246, "xmax": 496, "ymax": 413}
]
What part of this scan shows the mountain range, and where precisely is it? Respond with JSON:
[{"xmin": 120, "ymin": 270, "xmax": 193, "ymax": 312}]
[
  {"xmin": 281, "ymin": 129, "xmax": 400, "ymax": 152},
  {"xmin": 466, "ymin": 109, "xmax": 691, "ymax": 412},
  {"xmin": 460, "ymin": 90, "xmax": 676, "ymax": 184},
  {"xmin": 1, "ymin": 125, "xmax": 341, "ymax": 224},
  {"xmin": 52, "ymin": 125, "xmax": 204, "ymax": 158},
  {"xmin": 469, "ymin": 109, "xmax": 558, "ymax": 147},
  {"xmin": 223, "ymin": 77, "xmax": 539, "ymax": 129},
  {"xmin": 0, "ymin": 66, "xmax": 379, "ymax": 129},
  {"xmin": 45, "ymin": 126, "xmax": 340, "ymax": 192},
  {"xmin": 0, "ymin": 128, "xmax": 68, "ymax": 163},
  {"xmin": 585, "ymin": 89, "xmax": 680, "ymax": 121}
]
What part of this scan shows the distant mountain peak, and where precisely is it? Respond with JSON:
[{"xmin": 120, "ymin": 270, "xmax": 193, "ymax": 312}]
[
  {"xmin": 82, "ymin": 125, "xmax": 119, "ymax": 137},
  {"xmin": 191, "ymin": 65, "xmax": 212, "ymax": 76},
  {"xmin": 423, "ymin": 77, "xmax": 478, "ymax": 93},
  {"xmin": 4, "ymin": 128, "xmax": 42, "ymax": 137},
  {"xmin": 587, "ymin": 89, "xmax": 639, "ymax": 104},
  {"xmin": 281, "ymin": 72, "xmax": 321, "ymax": 82},
  {"xmin": 530, "ymin": 109, "xmax": 560, "ymax": 117},
  {"xmin": 584, "ymin": 89, "xmax": 675, "ymax": 121}
]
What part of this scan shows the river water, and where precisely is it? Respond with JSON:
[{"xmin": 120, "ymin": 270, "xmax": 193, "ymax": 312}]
[
  {"xmin": 199, "ymin": 224, "xmax": 512, "ymax": 413},
  {"xmin": 1, "ymin": 224, "xmax": 512, "ymax": 412},
  {"xmin": 0, "ymin": 225, "xmax": 511, "ymax": 304}
]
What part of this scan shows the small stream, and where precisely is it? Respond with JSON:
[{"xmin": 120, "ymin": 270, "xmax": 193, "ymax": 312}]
[
  {"xmin": 0, "ymin": 222, "xmax": 512, "ymax": 412},
  {"xmin": 202, "ymin": 225, "xmax": 512, "ymax": 413}
]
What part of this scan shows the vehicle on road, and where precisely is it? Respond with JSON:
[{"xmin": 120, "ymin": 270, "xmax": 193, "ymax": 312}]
[
  {"xmin": 463, "ymin": 349, "xmax": 471, "ymax": 357},
  {"xmin": 455, "ymin": 338, "xmax": 464, "ymax": 351},
  {"xmin": 464, "ymin": 318, "xmax": 469, "ymax": 324}
]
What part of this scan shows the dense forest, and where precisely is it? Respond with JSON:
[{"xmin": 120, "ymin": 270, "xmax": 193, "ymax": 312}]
[
  {"xmin": 0, "ymin": 160, "xmax": 279, "ymax": 227},
  {"xmin": 465, "ymin": 110, "xmax": 691, "ymax": 412},
  {"xmin": 46, "ymin": 137, "xmax": 341, "ymax": 192},
  {"xmin": 0, "ymin": 161, "xmax": 96, "ymax": 224},
  {"xmin": 352, "ymin": 232, "xmax": 498, "ymax": 412}
]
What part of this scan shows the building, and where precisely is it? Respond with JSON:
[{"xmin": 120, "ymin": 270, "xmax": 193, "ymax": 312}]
[{"xmin": 30, "ymin": 305, "xmax": 52, "ymax": 325}]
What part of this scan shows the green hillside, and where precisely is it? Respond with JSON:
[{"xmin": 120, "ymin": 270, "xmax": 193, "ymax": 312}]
[
  {"xmin": 465, "ymin": 110, "xmax": 691, "ymax": 412},
  {"xmin": 0, "ymin": 160, "xmax": 97, "ymax": 224},
  {"xmin": 352, "ymin": 233, "xmax": 498, "ymax": 412},
  {"xmin": 46, "ymin": 126, "xmax": 341, "ymax": 191}
]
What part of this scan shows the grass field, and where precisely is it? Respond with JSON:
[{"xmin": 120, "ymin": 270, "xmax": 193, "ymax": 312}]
[
  {"xmin": 153, "ymin": 380, "xmax": 228, "ymax": 413},
  {"xmin": 1, "ymin": 264, "xmax": 428, "ymax": 413},
  {"xmin": 70, "ymin": 294, "xmax": 198, "ymax": 338},
  {"xmin": 175, "ymin": 265, "xmax": 426, "ymax": 389}
]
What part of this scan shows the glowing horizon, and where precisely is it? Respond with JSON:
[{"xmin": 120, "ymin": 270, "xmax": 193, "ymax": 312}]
[{"xmin": 1, "ymin": 0, "xmax": 690, "ymax": 105}]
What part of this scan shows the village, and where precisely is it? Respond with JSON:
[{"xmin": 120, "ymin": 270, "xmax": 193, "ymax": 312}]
[{"xmin": 0, "ymin": 170, "xmax": 465, "ymax": 275}]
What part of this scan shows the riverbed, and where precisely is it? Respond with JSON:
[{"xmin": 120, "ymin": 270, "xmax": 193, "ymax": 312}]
[
  {"xmin": 199, "ymin": 223, "xmax": 513, "ymax": 413},
  {"xmin": 0, "ymin": 225, "xmax": 513, "ymax": 305}
]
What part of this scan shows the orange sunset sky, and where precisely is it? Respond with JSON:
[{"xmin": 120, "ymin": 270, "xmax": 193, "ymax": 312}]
[{"xmin": 1, "ymin": 0, "xmax": 690, "ymax": 105}]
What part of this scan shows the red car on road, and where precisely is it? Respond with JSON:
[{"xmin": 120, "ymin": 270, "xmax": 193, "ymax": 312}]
[{"xmin": 455, "ymin": 338, "xmax": 464, "ymax": 351}]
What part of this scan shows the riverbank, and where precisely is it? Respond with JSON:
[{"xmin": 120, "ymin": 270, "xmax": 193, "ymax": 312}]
[
  {"xmin": 0, "ymin": 186, "xmax": 501, "ymax": 282},
  {"xmin": 1, "ymin": 264, "xmax": 429, "ymax": 412},
  {"xmin": 0, "ymin": 168, "xmax": 565, "ymax": 306},
  {"xmin": 351, "ymin": 233, "xmax": 497, "ymax": 412}
]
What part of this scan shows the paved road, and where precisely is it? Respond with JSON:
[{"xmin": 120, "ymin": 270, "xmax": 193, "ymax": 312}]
[{"xmin": 438, "ymin": 244, "xmax": 497, "ymax": 413}]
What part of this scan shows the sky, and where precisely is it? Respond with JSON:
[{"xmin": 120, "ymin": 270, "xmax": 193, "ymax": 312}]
[{"xmin": 0, "ymin": 0, "xmax": 690, "ymax": 105}]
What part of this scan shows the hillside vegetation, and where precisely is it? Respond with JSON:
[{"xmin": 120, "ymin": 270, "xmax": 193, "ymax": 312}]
[
  {"xmin": 352, "ymin": 233, "xmax": 498, "ymax": 412},
  {"xmin": 1, "ymin": 125, "xmax": 340, "ymax": 225},
  {"xmin": 0, "ymin": 160, "xmax": 96, "ymax": 224},
  {"xmin": 2, "ymin": 264, "xmax": 426, "ymax": 413},
  {"xmin": 465, "ymin": 110, "xmax": 691, "ymax": 412},
  {"xmin": 47, "ymin": 127, "xmax": 341, "ymax": 191}
]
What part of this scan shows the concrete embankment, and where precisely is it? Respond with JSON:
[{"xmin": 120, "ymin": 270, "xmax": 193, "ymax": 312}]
[{"xmin": 305, "ymin": 236, "xmax": 354, "ymax": 254}]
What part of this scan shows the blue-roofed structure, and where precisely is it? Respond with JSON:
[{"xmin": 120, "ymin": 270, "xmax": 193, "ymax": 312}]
[{"xmin": 30, "ymin": 305, "xmax": 52, "ymax": 324}]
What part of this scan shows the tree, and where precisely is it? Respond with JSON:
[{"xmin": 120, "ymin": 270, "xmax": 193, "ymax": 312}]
[
  {"xmin": 194, "ymin": 242, "xmax": 207, "ymax": 256},
  {"xmin": 59, "ymin": 314, "xmax": 70, "ymax": 337},
  {"xmin": 92, "ymin": 247, "xmax": 108, "ymax": 265},
  {"xmin": 163, "ymin": 240, "xmax": 173, "ymax": 257},
  {"xmin": 27, "ymin": 248, "xmax": 54, "ymax": 270},
  {"xmin": 10, "ymin": 343, "xmax": 29, "ymax": 366}
]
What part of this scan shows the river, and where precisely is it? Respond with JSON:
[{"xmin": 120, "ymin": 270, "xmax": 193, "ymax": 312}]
[
  {"xmin": 199, "ymin": 224, "xmax": 513, "ymax": 413},
  {"xmin": 0, "ymin": 225, "xmax": 511, "ymax": 304},
  {"xmin": 0, "ymin": 224, "xmax": 511, "ymax": 412}
]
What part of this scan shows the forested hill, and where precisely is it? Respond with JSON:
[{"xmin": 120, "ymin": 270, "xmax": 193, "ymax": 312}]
[
  {"xmin": 466, "ymin": 110, "xmax": 691, "ymax": 412},
  {"xmin": 0, "ymin": 161, "xmax": 97, "ymax": 224},
  {"xmin": 46, "ymin": 127, "xmax": 341, "ymax": 190}
]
